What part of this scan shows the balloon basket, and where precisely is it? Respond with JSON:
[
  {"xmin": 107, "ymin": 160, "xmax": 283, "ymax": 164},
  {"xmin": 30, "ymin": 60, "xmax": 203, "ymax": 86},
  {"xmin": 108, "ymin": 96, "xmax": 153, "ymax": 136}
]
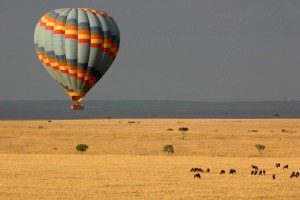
[{"xmin": 71, "ymin": 103, "xmax": 84, "ymax": 110}]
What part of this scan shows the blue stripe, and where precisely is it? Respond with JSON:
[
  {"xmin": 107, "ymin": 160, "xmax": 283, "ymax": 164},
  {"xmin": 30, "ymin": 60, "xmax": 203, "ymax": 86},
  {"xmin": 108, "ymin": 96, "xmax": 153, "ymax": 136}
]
[
  {"xmin": 46, "ymin": 51, "xmax": 55, "ymax": 55},
  {"xmin": 56, "ymin": 55, "xmax": 66, "ymax": 59},
  {"xmin": 67, "ymin": 59, "xmax": 77, "ymax": 63},
  {"xmin": 78, "ymin": 63, "xmax": 88, "ymax": 67},
  {"xmin": 67, "ymin": 18, "xmax": 78, "ymax": 22},
  {"xmin": 79, "ymin": 22, "xmax": 90, "ymax": 26}
]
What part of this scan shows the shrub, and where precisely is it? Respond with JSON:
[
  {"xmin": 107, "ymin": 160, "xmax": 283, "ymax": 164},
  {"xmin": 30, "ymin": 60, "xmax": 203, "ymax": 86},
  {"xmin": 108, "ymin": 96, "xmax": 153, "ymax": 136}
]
[
  {"xmin": 255, "ymin": 144, "xmax": 265, "ymax": 156},
  {"xmin": 163, "ymin": 145, "xmax": 174, "ymax": 155},
  {"xmin": 178, "ymin": 127, "xmax": 189, "ymax": 140},
  {"xmin": 76, "ymin": 144, "xmax": 89, "ymax": 154}
]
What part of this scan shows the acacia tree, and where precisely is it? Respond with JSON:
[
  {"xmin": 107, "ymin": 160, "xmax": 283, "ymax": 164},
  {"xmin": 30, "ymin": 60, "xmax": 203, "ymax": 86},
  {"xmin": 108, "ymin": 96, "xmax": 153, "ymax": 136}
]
[
  {"xmin": 255, "ymin": 144, "xmax": 265, "ymax": 156},
  {"xmin": 178, "ymin": 127, "xmax": 189, "ymax": 140},
  {"xmin": 76, "ymin": 144, "xmax": 89, "ymax": 154},
  {"xmin": 163, "ymin": 145, "xmax": 174, "ymax": 155}
]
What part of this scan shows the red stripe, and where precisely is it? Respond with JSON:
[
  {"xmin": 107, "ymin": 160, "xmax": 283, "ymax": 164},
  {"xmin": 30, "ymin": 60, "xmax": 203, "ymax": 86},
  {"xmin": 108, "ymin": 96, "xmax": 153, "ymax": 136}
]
[
  {"xmin": 58, "ymin": 61, "xmax": 67, "ymax": 66},
  {"xmin": 68, "ymin": 66, "xmax": 77, "ymax": 70},
  {"xmin": 52, "ymin": 66, "xmax": 59, "ymax": 70},
  {"xmin": 66, "ymin": 26, "xmax": 78, "ymax": 30},
  {"xmin": 54, "ymin": 30, "xmax": 65, "ymax": 34},
  {"xmin": 78, "ymin": 39, "xmax": 90, "ymax": 43},
  {"xmin": 91, "ymin": 34, "xmax": 102, "ymax": 39},
  {"xmin": 78, "ymin": 30, "xmax": 90, "ymax": 34},
  {"xmin": 91, "ymin": 43, "xmax": 101, "ymax": 48},
  {"xmin": 65, "ymin": 35, "xmax": 77, "ymax": 39},
  {"xmin": 78, "ymin": 70, "xmax": 86, "ymax": 73},
  {"xmin": 69, "ymin": 73, "xmax": 77, "ymax": 77},
  {"xmin": 60, "ymin": 69, "xmax": 68, "ymax": 73}
]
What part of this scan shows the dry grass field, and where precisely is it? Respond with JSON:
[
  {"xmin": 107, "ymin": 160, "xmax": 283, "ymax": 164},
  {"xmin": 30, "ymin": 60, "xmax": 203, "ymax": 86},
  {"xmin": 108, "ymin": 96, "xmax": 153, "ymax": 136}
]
[{"xmin": 0, "ymin": 119, "xmax": 300, "ymax": 199}]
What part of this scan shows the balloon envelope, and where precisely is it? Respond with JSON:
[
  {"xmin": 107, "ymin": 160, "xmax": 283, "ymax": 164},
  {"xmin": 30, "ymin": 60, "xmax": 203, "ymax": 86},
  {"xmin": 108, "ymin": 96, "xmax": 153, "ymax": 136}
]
[{"xmin": 34, "ymin": 8, "xmax": 120, "ymax": 104}]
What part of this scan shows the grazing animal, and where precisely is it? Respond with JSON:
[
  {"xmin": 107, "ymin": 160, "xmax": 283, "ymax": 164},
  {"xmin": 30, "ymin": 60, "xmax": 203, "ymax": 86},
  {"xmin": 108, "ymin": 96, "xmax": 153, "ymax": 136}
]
[
  {"xmin": 251, "ymin": 165, "xmax": 259, "ymax": 171},
  {"xmin": 263, "ymin": 170, "xmax": 266, "ymax": 175},
  {"xmin": 272, "ymin": 174, "xmax": 276, "ymax": 180},
  {"xmin": 229, "ymin": 169, "xmax": 236, "ymax": 174},
  {"xmin": 290, "ymin": 172, "xmax": 296, "ymax": 178},
  {"xmin": 290, "ymin": 172, "xmax": 300, "ymax": 178},
  {"xmin": 251, "ymin": 171, "xmax": 254, "ymax": 175},
  {"xmin": 254, "ymin": 171, "xmax": 258, "ymax": 175},
  {"xmin": 191, "ymin": 168, "xmax": 204, "ymax": 172},
  {"xmin": 220, "ymin": 170, "xmax": 225, "ymax": 175},
  {"xmin": 194, "ymin": 173, "xmax": 201, "ymax": 179},
  {"xmin": 259, "ymin": 170, "xmax": 262, "ymax": 175},
  {"xmin": 283, "ymin": 165, "xmax": 289, "ymax": 170},
  {"xmin": 275, "ymin": 163, "xmax": 280, "ymax": 168},
  {"xmin": 206, "ymin": 168, "xmax": 210, "ymax": 173}
]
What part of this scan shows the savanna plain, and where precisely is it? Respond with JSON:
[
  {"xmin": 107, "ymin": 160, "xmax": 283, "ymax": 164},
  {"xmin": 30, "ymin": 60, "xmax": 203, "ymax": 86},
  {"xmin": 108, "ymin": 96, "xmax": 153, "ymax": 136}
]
[{"xmin": 0, "ymin": 119, "xmax": 300, "ymax": 199}]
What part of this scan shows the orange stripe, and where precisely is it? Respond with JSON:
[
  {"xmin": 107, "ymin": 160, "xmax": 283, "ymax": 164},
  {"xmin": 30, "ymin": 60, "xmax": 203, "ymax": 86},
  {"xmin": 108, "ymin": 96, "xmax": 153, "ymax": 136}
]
[
  {"xmin": 78, "ymin": 39, "xmax": 90, "ymax": 43},
  {"xmin": 65, "ymin": 35, "xmax": 77, "ymax": 39},
  {"xmin": 66, "ymin": 26, "xmax": 78, "ymax": 30},
  {"xmin": 78, "ymin": 30, "xmax": 90, "ymax": 34},
  {"xmin": 91, "ymin": 35, "xmax": 102, "ymax": 39},
  {"xmin": 68, "ymin": 66, "xmax": 77, "ymax": 70},
  {"xmin": 54, "ymin": 30, "xmax": 64, "ymax": 34}
]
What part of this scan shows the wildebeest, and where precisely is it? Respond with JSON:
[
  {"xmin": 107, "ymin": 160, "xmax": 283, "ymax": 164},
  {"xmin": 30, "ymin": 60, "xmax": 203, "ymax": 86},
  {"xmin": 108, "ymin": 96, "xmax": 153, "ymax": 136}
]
[
  {"xmin": 220, "ymin": 170, "xmax": 225, "ymax": 174},
  {"xmin": 272, "ymin": 174, "xmax": 276, "ymax": 180},
  {"xmin": 259, "ymin": 170, "xmax": 262, "ymax": 175},
  {"xmin": 190, "ymin": 168, "xmax": 204, "ymax": 172},
  {"xmin": 251, "ymin": 165, "xmax": 259, "ymax": 171},
  {"xmin": 263, "ymin": 170, "xmax": 266, "ymax": 175},
  {"xmin": 275, "ymin": 163, "xmax": 280, "ymax": 168},
  {"xmin": 229, "ymin": 169, "xmax": 236, "ymax": 174},
  {"xmin": 283, "ymin": 165, "xmax": 289, "ymax": 170},
  {"xmin": 290, "ymin": 172, "xmax": 296, "ymax": 178},
  {"xmin": 254, "ymin": 171, "xmax": 258, "ymax": 175},
  {"xmin": 206, "ymin": 168, "xmax": 210, "ymax": 173},
  {"xmin": 290, "ymin": 172, "xmax": 300, "ymax": 178},
  {"xmin": 194, "ymin": 173, "xmax": 201, "ymax": 179},
  {"xmin": 251, "ymin": 171, "xmax": 254, "ymax": 175}
]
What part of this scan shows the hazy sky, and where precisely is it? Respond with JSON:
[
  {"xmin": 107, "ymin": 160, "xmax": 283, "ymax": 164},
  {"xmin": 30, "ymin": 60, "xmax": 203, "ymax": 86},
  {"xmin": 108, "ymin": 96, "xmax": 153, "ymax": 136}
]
[{"xmin": 1, "ymin": 0, "xmax": 300, "ymax": 101}]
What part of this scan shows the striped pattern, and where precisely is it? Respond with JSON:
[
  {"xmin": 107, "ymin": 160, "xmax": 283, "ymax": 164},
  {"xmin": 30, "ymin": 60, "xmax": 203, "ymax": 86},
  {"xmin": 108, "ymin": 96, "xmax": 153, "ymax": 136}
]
[{"xmin": 34, "ymin": 8, "xmax": 120, "ymax": 95}]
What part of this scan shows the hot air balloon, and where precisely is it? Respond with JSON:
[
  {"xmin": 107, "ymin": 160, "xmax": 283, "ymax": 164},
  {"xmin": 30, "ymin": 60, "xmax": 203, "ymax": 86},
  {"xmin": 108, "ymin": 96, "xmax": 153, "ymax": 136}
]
[{"xmin": 34, "ymin": 8, "xmax": 120, "ymax": 110}]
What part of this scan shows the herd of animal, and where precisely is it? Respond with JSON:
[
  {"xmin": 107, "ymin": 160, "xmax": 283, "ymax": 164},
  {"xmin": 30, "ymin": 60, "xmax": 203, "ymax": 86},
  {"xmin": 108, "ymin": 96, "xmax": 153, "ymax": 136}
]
[{"xmin": 191, "ymin": 163, "xmax": 299, "ymax": 180}]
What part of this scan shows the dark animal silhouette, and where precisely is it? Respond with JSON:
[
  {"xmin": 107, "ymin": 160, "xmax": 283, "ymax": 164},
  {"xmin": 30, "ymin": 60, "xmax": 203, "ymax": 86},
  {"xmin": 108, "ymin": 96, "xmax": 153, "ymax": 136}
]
[
  {"xmin": 259, "ymin": 170, "xmax": 262, "ymax": 175},
  {"xmin": 283, "ymin": 165, "xmax": 289, "ymax": 170},
  {"xmin": 275, "ymin": 163, "xmax": 280, "ymax": 168},
  {"xmin": 272, "ymin": 174, "xmax": 276, "ymax": 180},
  {"xmin": 194, "ymin": 173, "xmax": 201, "ymax": 179},
  {"xmin": 251, "ymin": 165, "xmax": 258, "ymax": 171},
  {"xmin": 290, "ymin": 172, "xmax": 296, "ymax": 178},
  {"xmin": 220, "ymin": 170, "xmax": 225, "ymax": 174},
  {"xmin": 254, "ymin": 171, "xmax": 258, "ymax": 175},
  {"xmin": 229, "ymin": 169, "xmax": 236, "ymax": 174},
  {"xmin": 290, "ymin": 172, "xmax": 300, "ymax": 178},
  {"xmin": 263, "ymin": 170, "xmax": 266, "ymax": 175},
  {"xmin": 251, "ymin": 171, "xmax": 254, "ymax": 175},
  {"xmin": 206, "ymin": 168, "xmax": 210, "ymax": 173},
  {"xmin": 191, "ymin": 168, "xmax": 204, "ymax": 172}
]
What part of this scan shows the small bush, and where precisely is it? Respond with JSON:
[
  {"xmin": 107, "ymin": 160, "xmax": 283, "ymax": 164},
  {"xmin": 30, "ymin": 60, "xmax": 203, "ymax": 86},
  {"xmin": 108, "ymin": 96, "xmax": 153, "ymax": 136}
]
[
  {"xmin": 76, "ymin": 144, "xmax": 89, "ymax": 154},
  {"xmin": 163, "ymin": 145, "xmax": 174, "ymax": 155},
  {"xmin": 255, "ymin": 144, "xmax": 265, "ymax": 156},
  {"xmin": 167, "ymin": 128, "xmax": 173, "ymax": 131}
]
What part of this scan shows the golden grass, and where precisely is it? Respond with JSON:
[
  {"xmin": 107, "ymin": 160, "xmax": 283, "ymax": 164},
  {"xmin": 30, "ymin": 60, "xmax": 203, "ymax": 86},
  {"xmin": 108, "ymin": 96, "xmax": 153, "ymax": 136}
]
[{"xmin": 0, "ymin": 119, "xmax": 300, "ymax": 199}]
